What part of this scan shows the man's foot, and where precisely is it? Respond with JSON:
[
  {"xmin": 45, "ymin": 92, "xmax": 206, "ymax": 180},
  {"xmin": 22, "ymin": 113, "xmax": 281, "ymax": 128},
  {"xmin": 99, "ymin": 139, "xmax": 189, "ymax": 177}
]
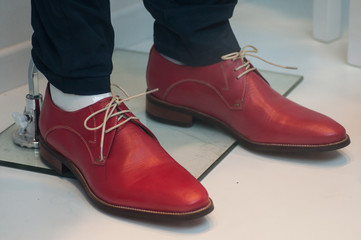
[
  {"xmin": 146, "ymin": 45, "xmax": 350, "ymax": 152},
  {"xmin": 39, "ymin": 84, "xmax": 213, "ymax": 220}
]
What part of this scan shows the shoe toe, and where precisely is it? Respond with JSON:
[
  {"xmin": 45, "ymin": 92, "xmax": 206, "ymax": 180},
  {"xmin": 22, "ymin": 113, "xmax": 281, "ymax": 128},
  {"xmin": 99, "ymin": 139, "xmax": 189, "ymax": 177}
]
[
  {"xmin": 103, "ymin": 125, "xmax": 212, "ymax": 214},
  {"xmin": 307, "ymin": 116, "xmax": 347, "ymax": 145}
]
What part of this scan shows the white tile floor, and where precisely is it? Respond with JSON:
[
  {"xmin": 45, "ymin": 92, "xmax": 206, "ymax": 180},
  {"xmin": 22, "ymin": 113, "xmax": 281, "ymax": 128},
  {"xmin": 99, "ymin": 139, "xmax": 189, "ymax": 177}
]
[{"xmin": 1, "ymin": 1, "xmax": 361, "ymax": 239}]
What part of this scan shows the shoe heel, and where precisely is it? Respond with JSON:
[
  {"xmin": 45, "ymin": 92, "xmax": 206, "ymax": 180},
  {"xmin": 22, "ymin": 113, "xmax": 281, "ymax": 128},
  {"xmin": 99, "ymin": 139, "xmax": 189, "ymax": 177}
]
[
  {"xmin": 146, "ymin": 94, "xmax": 194, "ymax": 127},
  {"xmin": 39, "ymin": 140, "xmax": 68, "ymax": 175}
]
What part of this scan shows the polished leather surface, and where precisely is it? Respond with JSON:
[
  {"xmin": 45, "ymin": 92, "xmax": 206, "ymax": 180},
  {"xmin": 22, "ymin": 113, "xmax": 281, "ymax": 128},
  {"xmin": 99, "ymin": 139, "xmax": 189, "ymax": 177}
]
[
  {"xmin": 39, "ymin": 86, "xmax": 210, "ymax": 213},
  {"xmin": 146, "ymin": 47, "xmax": 347, "ymax": 146}
]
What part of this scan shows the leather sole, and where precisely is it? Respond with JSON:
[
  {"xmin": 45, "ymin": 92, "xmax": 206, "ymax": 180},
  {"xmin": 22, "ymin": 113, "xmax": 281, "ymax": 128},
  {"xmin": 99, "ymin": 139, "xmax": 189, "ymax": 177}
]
[
  {"xmin": 39, "ymin": 135, "xmax": 214, "ymax": 221},
  {"xmin": 146, "ymin": 93, "xmax": 350, "ymax": 152}
]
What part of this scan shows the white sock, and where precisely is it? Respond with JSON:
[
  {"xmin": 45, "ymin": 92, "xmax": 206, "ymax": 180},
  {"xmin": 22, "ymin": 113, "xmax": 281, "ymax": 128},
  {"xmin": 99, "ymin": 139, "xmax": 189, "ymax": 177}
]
[
  {"xmin": 160, "ymin": 54, "xmax": 184, "ymax": 65},
  {"xmin": 50, "ymin": 84, "xmax": 112, "ymax": 112}
]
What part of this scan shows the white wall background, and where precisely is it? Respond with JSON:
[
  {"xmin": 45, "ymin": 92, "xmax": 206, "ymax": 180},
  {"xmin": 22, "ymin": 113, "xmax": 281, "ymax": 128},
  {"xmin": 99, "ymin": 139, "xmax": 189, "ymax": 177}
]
[{"xmin": 0, "ymin": 0, "xmax": 32, "ymax": 94}]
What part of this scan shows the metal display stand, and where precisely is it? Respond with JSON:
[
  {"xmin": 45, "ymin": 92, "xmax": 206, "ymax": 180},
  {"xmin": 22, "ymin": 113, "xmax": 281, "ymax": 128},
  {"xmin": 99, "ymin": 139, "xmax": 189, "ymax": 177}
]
[{"xmin": 12, "ymin": 59, "xmax": 42, "ymax": 149}]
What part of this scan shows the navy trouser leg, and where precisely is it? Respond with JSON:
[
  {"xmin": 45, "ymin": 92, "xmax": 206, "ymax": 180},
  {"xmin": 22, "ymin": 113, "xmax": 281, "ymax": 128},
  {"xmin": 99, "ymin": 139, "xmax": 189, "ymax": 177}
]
[
  {"xmin": 31, "ymin": 0, "xmax": 114, "ymax": 95},
  {"xmin": 143, "ymin": 0, "xmax": 240, "ymax": 66},
  {"xmin": 31, "ymin": 0, "xmax": 239, "ymax": 94}
]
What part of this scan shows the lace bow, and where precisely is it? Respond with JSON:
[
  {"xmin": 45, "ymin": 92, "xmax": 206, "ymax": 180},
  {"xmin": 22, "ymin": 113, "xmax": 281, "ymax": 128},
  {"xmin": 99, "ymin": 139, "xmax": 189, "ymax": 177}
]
[
  {"xmin": 84, "ymin": 84, "xmax": 158, "ymax": 161},
  {"xmin": 221, "ymin": 45, "xmax": 297, "ymax": 79}
]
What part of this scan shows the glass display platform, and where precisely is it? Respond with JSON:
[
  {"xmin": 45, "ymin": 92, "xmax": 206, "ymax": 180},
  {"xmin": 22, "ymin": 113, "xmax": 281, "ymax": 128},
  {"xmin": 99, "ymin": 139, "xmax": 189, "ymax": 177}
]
[{"xmin": 0, "ymin": 49, "xmax": 303, "ymax": 180}]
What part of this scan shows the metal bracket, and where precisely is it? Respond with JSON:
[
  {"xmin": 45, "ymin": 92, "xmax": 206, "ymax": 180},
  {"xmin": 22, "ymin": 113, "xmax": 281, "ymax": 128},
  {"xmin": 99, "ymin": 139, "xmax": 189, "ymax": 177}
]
[{"xmin": 12, "ymin": 58, "xmax": 43, "ymax": 148}]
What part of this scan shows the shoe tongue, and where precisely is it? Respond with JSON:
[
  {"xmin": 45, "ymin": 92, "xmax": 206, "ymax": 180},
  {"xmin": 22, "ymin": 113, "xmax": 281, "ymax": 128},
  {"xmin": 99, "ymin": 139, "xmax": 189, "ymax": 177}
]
[
  {"xmin": 91, "ymin": 96, "xmax": 158, "ymax": 162},
  {"xmin": 96, "ymin": 96, "xmax": 113, "ymax": 106},
  {"xmin": 115, "ymin": 102, "xmax": 158, "ymax": 141}
]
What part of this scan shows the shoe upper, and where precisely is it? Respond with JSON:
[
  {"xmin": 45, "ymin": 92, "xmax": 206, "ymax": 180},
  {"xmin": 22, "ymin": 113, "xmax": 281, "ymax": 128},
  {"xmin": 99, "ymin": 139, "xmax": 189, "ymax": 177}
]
[
  {"xmin": 39, "ymin": 85, "xmax": 210, "ymax": 213},
  {"xmin": 146, "ymin": 46, "xmax": 347, "ymax": 146}
]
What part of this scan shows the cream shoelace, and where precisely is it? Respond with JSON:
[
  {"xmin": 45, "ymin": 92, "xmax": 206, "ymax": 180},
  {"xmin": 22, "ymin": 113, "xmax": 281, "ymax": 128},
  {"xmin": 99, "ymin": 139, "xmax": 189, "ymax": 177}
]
[
  {"xmin": 221, "ymin": 45, "xmax": 297, "ymax": 79},
  {"xmin": 84, "ymin": 84, "xmax": 158, "ymax": 161}
]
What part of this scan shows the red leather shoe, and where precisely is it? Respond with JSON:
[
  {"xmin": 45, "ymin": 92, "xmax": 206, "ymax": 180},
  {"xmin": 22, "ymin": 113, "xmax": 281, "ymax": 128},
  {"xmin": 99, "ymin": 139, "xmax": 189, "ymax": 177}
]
[
  {"xmin": 39, "ymin": 84, "xmax": 213, "ymax": 220},
  {"xmin": 146, "ymin": 45, "xmax": 350, "ymax": 152}
]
